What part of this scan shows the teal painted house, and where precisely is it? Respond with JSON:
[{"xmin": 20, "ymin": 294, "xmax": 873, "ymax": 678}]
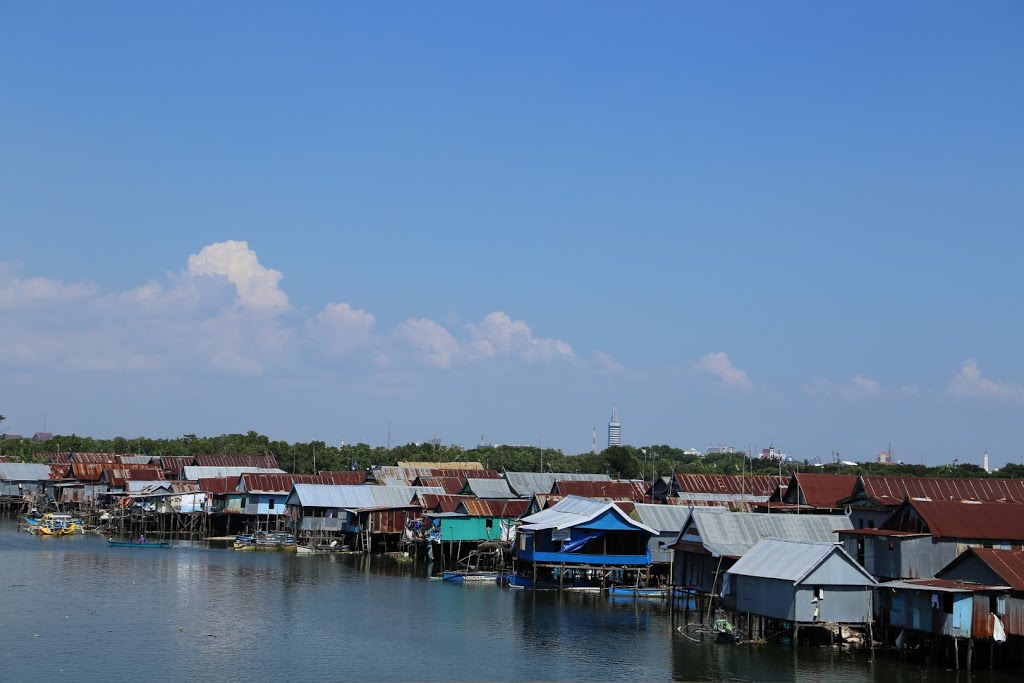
[{"xmin": 427, "ymin": 498, "xmax": 529, "ymax": 543}]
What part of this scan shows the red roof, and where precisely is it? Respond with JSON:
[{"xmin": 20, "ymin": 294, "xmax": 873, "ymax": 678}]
[
  {"xmin": 902, "ymin": 499, "xmax": 1024, "ymax": 541},
  {"xmin": 315, "ymin": 470, "xmax": 368, "ymax": 485},
  {"xmin": 674, "ymin": 473, "xmax": 784, "ymax": 497},
  {"xmin": 420, "ymin": 494, "xmax": 472, "ymax": 512},
  {"xmin": 73, "ymin": 462, "xmax": 163, "ymax": 482},
  {"xmin": 195, "ymin": 454, "xmax": 279, "ymax": 469},
  {"xmin": 790, "ymin": 473, "xmax": 858, "ymax": 509},
  {"xmin": 103, "ymin": 467, "xmax": 166, "ymax": 486},
  {"xmin": 240, "ymin": 472, "xmax": 364, "ymax": 494},
  {"xmin": 159, "ymin": 456, "xmax": 195, "ymax": 476},
  {"xmin": 856, "ymin": 476, "xmax": 1024, "ymax": 507},
  {"xmin": 198, "ymin": 477, "xmax": 238, "ymax": 494},
  {"xmin": 894, "ymin": 578, "xmax": 1008, "ymax": 592},
  {"xmin": 0, "ymin": 456, "xmax": 11, "ymax": 463},
  {"xmin": 457, "ymin": 499, "xmax": 530, "ymax": 518},
  {"xmin": 962, "ymin": 548, "xmax": 1024, "ymax": 591},
  {"xmin": 551, "ymin": 480, "xmax": 648, "ymax": 501},
  {"xmin": 71, "ymin": 453, "xmax": 122, "ymax": 464},
  {"xmin": 416, "ymin": 476, "xmax": 465, "ymax": 494}
]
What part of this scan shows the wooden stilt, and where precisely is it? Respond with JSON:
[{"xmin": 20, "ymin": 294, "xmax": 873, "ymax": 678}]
[
  {"xmin": 954, "ymin": 637, "xmax": 960, "ymax": 671},
  {"xmin": 966, "ymin": 638, "xmax": 972, "ymax": 672}
]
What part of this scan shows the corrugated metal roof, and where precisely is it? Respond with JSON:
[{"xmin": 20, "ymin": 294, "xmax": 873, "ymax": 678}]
[
  {"xmin": 0, "ymin": 456, "xmax": 10, "ymax": 463},
  {"xmin": 789, "ymin": 473, "xmax": 858, "ymax": 509},
  {"xmin": 0, "ymin": 463, "xmax": 55, "ymax": 481},
  {"xmin": 397, "ymin": 461, "xmax": 484, "ymax": 470},
  {"xmin": 194, "ymin": 454, "xmax": 279, "ymax": 468},
  {"xmin": 856, "ymin": 475, "xmax": 1024, "ymax": 507},
  {"xmin": 630, "ymin": 503, "xmax": 693, "ymax": 533},
  {"xmin": 552, "ymin": 480, "xmax": 647, "ymax": 501},
  {"xmin": 881, "ymin": 579, "xmax": 1010, "ymax": 593},
  {"xmin": 116, "ymin": 455, "xmax": 153, "ymax": 465},
  {"xmin": 504, "ymin": 472, "xmax": 611, "ymax": 498},
  {"xmin": 197, "ymin": 477, "xmax": 238, "ymax": 494},
  {"xmin": 239, "ymin": 472, "xmax": 366, "ymax": 494},
  {"xmin": 950, "ymin": 548, "xmax": 1024, "ymax": 591},
  {"xmin": 519, "ymin": 495, "xmax": 657, "ymax": 534},
  {"xmin": 416, "ymin": 494, "xmax": 472, "ymax": 512},
  {"xmin": 727, "ymin": 539, "xmax": 873, "ymax": 584},
  {"xmin": 181, "ymin": 466, "xmax": 284, "ymax": 480},
  {"xmin": 462, "ymin": 478, "xmax": 515, "ymax": 498},
  {"xmin": 415, "ymin": 476, "xmax": 465, "ymax": 494},
  {"xmin": 125, "ymin": 481, "xmax": 171, "ymax": 493},
  {"xmin": 907, "ymin": 499, "xmax": 1024, "ymax": 541},
  {"xmin": 457, "ymin": 499, "xmax": 530, "ymax": 518},
  {"xmin": 158, "ymin": 456, "xmax": 195, "ymax": 475},
  {"xmin": 285, "ymin": 484, "xmax": 445, "ymax": 509},
  {"xmin": 316, "ymin": 470, "xmax": 368, "ymax": 485},
  {"xmin": 103, "ymin": 467, "xmax": 167, "ymax": 486},
  {"xmin": 70, "ymin": 452, "xmax": 124, "ymax": 464},
  {"xmin": 686, "ymin": 510, "xmax": 853, "ymax": 558},
  {"xmin": 45, "ymin": 452, "xmax": 72, "ymax": 464},
  {"xmin": 431, "ymin": 468, "xmax": 500, "ymax": 479},
  {"xmin": 674, "ymin": 474, "xmax": 784, "ymax": 497}
]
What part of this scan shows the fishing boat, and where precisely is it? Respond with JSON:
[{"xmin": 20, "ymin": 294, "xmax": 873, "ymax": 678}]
[
  {"xmin": 33, "ymin": 514, "xmax": 78, "ymax": 536},
  {"xmin": 234, "ymin": 531, "xmax": 296, "ymax": 551},
  {"xmin": 441, "ymin": 571, "xmax": 502, "ymax": 584},
  {"xmin": 108, "ymin": 539, "xmax": 171, "ymax": 548},
  {"xmin": 607, "ymin": 586, "xmax": 669, "ymax": 598}
]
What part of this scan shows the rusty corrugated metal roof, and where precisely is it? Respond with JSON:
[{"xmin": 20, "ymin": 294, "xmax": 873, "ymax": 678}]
[
  {"xmin": 789, "ymin": 473, "xmax": 858, "ymax": 509},
  {"xmin": 431, "ymin": 468, "xmax": 500, "ymax": 479},
  {"xmin": 960, "ymin": 548, "xmax": 1024, "ymax": 591},
  {"xmin": 398, "ymin": 461, "xmax": 484, "ymax": 470},
  {"xmin": 0, "ymin": 456, "xmax": 11, "ymax": 463},
  {"xmin": 102, "ymin": 467, "xmax": 166, "ymax": 487},
  {"xmin": 551, "ymin": 480, "xmax": 647, "ymax": 502},
  {"xmin": 45, "ymin": 452, "xmax": 72, "ymax": 464},
  {"xmin": 195, "ymin": 454, "xmax": 280, "ymax": 469},
  {"xmin": 316, "ymin": 470, "xmax": 368, "ymax": 485},
  {"xmin": 158, "ymin": 456, "xmax": 196, "ymax": 475},
  {"xmin": 886, "ymin": 578, "xmax": 1009, "ymax": 592},
  {"xmin": 857, "ymin": 476, "xmax": 1024, "ymax": 507},
  {"xmin": 902, "ymin": 499, "xmax": 1024, "ymax": 541},
  {"xmin": 71, "ymin": 453, "xmax": 124, "ymax": 464},
  {"xmin": 415, "ymin": 476, "xmax": 465, "ymax": 494},
  {"xmin": 458, "ymin": 498, "xmax": 530, "ymax": 518},
  {"xmin": 418, "ymin": 494, "xmax": 472, "ymax": 512},
  {"xmin": 240, "ymin": 472, "xmax": 364, "ymax": 493},
  {"xmin": 197, "ymin": 477, "xmax": 237, "ymax": 494},
  {"xmin": 674, "ymin": 473, "xmax": 784, "ymax": 497}
]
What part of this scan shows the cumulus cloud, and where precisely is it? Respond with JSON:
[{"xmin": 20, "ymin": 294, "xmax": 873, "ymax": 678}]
[
  {"xmin": 310, "ymin": 303, "xmax": 377, "ymax": 356},
  {"xmin": 0, "ymin": 267, "xmax": 99, "ymax": 309},
  {"xmin": 393, "ymin": 318, "xmax": 462, "ymax": 368},
  {"xmin": 466, "ymin": 312, "xmax": 574, "ymax": 363},
  {"xmin": 948, "ymin": 359, "xmax": 1023, "ymax": 401},
  {"xmin": 187, "ymin": 240, "xmax": 289, "ymax": 311},
  {"xmin": 694, "ymin": 352, "xmax": 753, "ymax": 391}
]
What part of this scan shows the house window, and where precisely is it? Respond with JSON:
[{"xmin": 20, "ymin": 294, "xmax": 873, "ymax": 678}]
[
  {"xmin": 942, "ymin": 594, "xmax": 954, "ymax": 615},
  {"xmin": 813, "ymin": 587, "xmax": 824, "ymax": 601},
  {"xmin": 269, "ymin": 498, "xmax": 275, "ymax": 510},
  {"xmin": 241, "ymin": 497, "xmax": 247, "ymax": 508}
]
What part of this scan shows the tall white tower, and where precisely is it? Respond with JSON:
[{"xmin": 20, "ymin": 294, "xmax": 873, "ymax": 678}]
[
  {"xmin": 608, "ymin": 406, "xmax": 621, "ymax": 448},
  {"xmin": 983, "ymin": 451, "xmax": 990, "ymax": 474}
]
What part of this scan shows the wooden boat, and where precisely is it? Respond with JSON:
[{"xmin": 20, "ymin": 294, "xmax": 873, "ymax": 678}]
[
  {"xmin": 442, "ymin": 571, "xmax": 502, "ymax": 584},
  {"xmin": 233, "ymin": 531, "xmax": 296, "ymax": 551},
  {"xmin": 34, "ymin": 514, "xmax": 78, "ymax": 536},
  {"xmin": 108, "ymin": 539, "xmax": 171, "ymax": 548},
  {"xmin": 607, "ymin": 586, "xmax": 669, "ymax": 598}
]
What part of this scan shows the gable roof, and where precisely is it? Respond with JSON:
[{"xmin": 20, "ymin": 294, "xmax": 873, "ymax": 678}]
[
  {"xmin": 944, "ymin": 548, "xmax": 1024, "ymax": 591},
  {"xmin": 195, "ymin": 454, "xmax": 280, "ymax": 469},
  {"xmin": 413, "ymin": 476, "xmax": 466, "ymax": 494},
  {"xmin": 846, "ymin": 475, "xmax": 1024, "ymax": 508},
  {"xmin": 416, "ymin": 493, "xmax": 472, "ymax": 512},
  {"xmin": 457, "ymin": 498, "xmax": 530, "ymax": 518},
  {"xmin": 630, "ymin": 503, "xmax": 693, "ymax": 533},
  {"xmin": 197, "ymin": 477, "xmax": 238, "ymax": 494},
  {"xmin": 727, "ymin": 539, "xmax": 876, "ymax": 585},
  {"xmin": 461, "ymin": 478, "xmax": 515, "ymax": 499},
  {"xmin": 551, "ymin": 480, "xmax": 647, "ymax": 502},
  {"xmin": 887, "ymin": 499, "xmax": 1024, "ymax": 541},
  {"xmin": 680, "ymin": 510, "xmax": 853, "ymax": 558},
  {"xmin": 674, "ymin": 473, "xmax": 784, "ymax": 497},
  {"xmin": 787, "ymin": 473, "xmax": 858, "ymax": 509},
  {"xmin": 239, "ymin": 472, "xmax": 367, "ymax": 494},
  {"xmin": 285, "ymin": 484, "xmax": 445, "ymax": 510},
  {"xmin": 181, "ymin": 466, "xmax": 285, "ymax": 480},
  {"xmin": 0, "ymin": 463, "xmax": 55, "ymax": 481},
  {"xmin": 518, "ymin": 495, "xmax": 656, "ymax": 534},
  {"xmin": 504, "ymin": 472, "xmax": 611, "ymax": 498},
  {"xmin": 158, "ymin": 456, "xmax": 195, "ymax": 476}
]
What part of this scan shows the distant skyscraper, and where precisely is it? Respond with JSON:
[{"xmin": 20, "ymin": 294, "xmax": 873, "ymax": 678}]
[{"xmin": 608, "ymin": 406, "xmax": 621, "ymax": 448}]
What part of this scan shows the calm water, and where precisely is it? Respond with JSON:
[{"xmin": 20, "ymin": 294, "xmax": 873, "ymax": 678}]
[{"xmin": 0, "ymin": 521, "xmax": 1014, "ymax": 682}]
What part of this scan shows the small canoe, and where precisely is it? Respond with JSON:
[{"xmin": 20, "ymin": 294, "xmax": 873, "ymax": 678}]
[
  {"xmin": 608, "ymin": 586, "xmax": 668, "ymax": 598},
  {"xmin": 108, "ymin": 540, "xmax": 171, "ymax": 548},
  {"xmin": 442, "ymin": 571, "xmax": 501, "ymax": 584}
]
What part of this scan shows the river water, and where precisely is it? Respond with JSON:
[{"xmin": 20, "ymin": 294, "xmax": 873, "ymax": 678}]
[{"xmin": 0, "ymin": 520, "xmax": 1014, "ymax": 682}]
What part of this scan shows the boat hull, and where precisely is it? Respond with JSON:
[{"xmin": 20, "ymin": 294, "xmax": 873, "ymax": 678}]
[{"xmin": 108, "ymin": 540, "xmax": 171, "ymax": 548}]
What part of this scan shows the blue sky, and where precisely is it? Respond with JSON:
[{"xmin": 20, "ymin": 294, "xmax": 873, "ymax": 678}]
[{"xmin": 2, "ymin": 3, "xmax": 1022, "ymax": 465}]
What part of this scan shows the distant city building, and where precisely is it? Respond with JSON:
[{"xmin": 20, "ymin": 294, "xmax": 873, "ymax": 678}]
[
  {"xmin": 760, "ymin": 445, "xmax": 788, "ymax": 461},
  {"xmin": 706, "ymin": 445, "xmax": 741, "ymax": 455},
  {"xmin": 32, "ymin": 432, "xmax": 53, "ymax": 442},
  {"xmin": 983, "ymin": 451, "xmax": 990, "ymax": 474},
  {"xmin": 683, "ymin": 448, "xmax": 703, "ymax": 457},
  {"xmin": 608, "ymin": 406, "xmax": 621, "ymax": 448}
]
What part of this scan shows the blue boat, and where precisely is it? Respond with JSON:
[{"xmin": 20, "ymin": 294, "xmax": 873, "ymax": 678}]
[
  {"xmin": 442, "ymin": 571, "xmax": 501, "ymax": 584},
  {"xmin": 607, "ymin": 586, "xmax": 668, "ymax": 598}
]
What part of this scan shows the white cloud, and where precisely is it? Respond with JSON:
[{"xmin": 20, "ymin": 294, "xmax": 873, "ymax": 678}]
[
  {"xmin": 694, "ymin": 352, "xmax": 753, "ymax": 391},
  {"xmin": 593, "ymin": 351, "xmax": 626, "ymax": 375},
  {"xmin": 948, "ymin": 359, "xmax": 1023, "ymax": 401},
  {"xmin": 310, "ymin": 303, "xmax": 377, "ymax": 356},
  {"xmin": 466, "ymin": 312, "xmax": 574, "ymax": 363},
  {"xmin": 393, "ymin": 318, "xmax": 462, "ymax": 369},
  {"xmin": 839, "ymin": 375, "xmax": 881, "ymax": 400},
  {"xmin": 187, "ymin": 240, "xmax": 289, "ymax": 311},
  {"xmin": 0, "ymin": 267, "xmax": 99, "ymax": 309}
]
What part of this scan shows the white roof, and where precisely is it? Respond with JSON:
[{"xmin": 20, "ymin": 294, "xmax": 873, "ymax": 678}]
[
  {"xmin": 181, "ymin": 466, "xmax": 284, "ymax": 480},
  {"xmin": 285, "ymin": 484, "xmax": 445, "ymax": 509},
  {"xmin": 631, "ymin": 503, "xmax": 693, "ymax": 533},
  {"xmin": 463, "ymin": 478, "xmax": 515, "ymax": 498},
  {"xmin": 504, "ymin": 472, "xmax": 611, "ymax": 498},
  {"xmin": 519, "ymin": 495, "xmax": 656, "ymax": 534},
  {"xmin": 0, "ymin": 463, "xmax": 55, "ymax": 481},
  {"xmin": 679, "ymin": 510, "xmax": 853, "ymax": 558}
]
